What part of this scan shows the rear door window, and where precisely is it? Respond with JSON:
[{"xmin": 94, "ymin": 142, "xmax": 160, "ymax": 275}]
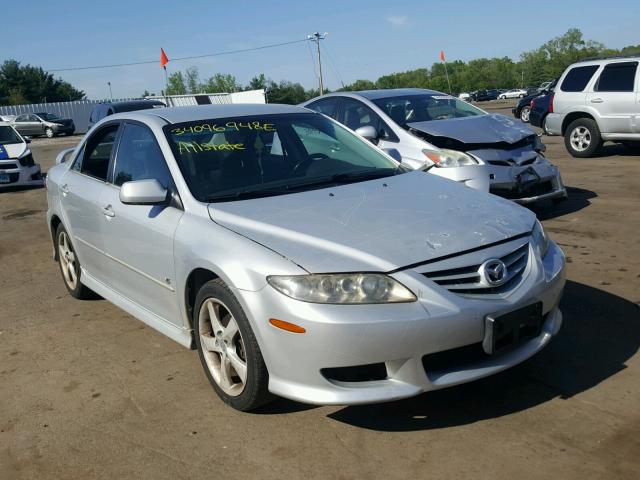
[
  {"xmin": 560, "ymin": 65, "xmax": 599, "ymax": 92},
  {"xmin": 306, "ymin": 98, "xmax": 339, "ymax": 119},
  {"xmin": 595, "ymin": 62, "xmax": 638, "ymax": 92}
]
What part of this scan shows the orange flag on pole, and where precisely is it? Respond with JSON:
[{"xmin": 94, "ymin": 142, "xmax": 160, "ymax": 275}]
[
  {"xmin": 160, "ymin": 48, "xmax": 169, "ymax": 68},
  {"xmin": 440, "ymin": 50, "xmax": 445, "ymax": 62}
]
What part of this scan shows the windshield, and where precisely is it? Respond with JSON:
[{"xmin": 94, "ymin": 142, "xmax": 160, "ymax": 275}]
[
  {"xmin": 164, "ymin": 113, "xmax": 406, "ymax": 202},
  {"xmin": 373, "ymin": 94, "xmax": 486, "ymax": 126},
  {"xmin": 0, "ymin": 126, "xmax": 23, "ymax": 145},
  {"xmin": 37, "ymin": 113, "xmax": 60, "ymax": 121}
]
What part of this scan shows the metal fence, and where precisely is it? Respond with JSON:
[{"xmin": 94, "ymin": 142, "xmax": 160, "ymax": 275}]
[
  {"xmin": 0, "ymin": 98, "xmax": 136, "ymax": 134},
  {"xmin": 0, "ymin": 90, "xmax": 266, "ymax": 134}
]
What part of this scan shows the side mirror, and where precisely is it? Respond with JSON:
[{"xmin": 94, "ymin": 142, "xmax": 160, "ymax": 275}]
[
  {"xmin": 355, "ymin": 125, "xmax": 378, "ymax": 143},
  {"xmin": 119, "ymin": 179, "xmax": 168, "ymax": 205},
  {"xmin": 382, "ymin": 148, "xmax": 402, "ymax": 163},
  {"xmin": 23, "ymin": 136, "xmax": 31, "ymax": 144}
]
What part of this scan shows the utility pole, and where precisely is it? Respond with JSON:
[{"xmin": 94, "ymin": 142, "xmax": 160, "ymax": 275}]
[
  {"xmin": 308, "ymin": 32, "xmax": 327, "ymax": 95},
  {"xmin": 107, "ymin": 81, "xmax": 113, "ymax": 100}
]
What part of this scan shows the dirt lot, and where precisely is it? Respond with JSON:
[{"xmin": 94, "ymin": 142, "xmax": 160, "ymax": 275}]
[{"xmin": 1, "ymin": 103, "xmax": 639, "ymax": 480}]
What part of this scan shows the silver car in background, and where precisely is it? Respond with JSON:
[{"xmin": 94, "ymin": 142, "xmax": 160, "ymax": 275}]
[
  {"xmin": 302, "ymin": 89, "xmax": 568, "ymax": 204},
  {"xmin": 46, "ymin": 104, "xmax": 565, "ymax": 411},
  {"xmin": 0, "ymin": 122, "xmax": 44, "ymax": 188}
]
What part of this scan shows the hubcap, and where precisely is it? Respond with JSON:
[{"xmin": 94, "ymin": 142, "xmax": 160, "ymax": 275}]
[
  {"xmin": 198, "ymin": 298, "xmax": 247, "ymax": 396},
  {"xmin": 46, "ymin": 128, "xmax": 53, "ymax": 138},
  {"xmin": 570, "ymin": 126, "xmax": 591, "ymax": 151},
  {"xmin": 58, "ymin": 232, "xmax": 78, "ymax": 289},
  {"xmin": 521, "ymin": 107, "xmax": 530, "ymax": 122}
]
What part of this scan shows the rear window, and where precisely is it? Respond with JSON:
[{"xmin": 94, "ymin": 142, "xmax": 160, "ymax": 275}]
[
  {"xmin": 560, "ymin": 65, "xmax": 599, "ymax": 92},
  {"xmin": 595, "ymin": 62, "xmax": 638, "ymax": 92}
]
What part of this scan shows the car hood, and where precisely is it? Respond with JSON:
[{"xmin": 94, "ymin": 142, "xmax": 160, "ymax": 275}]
[
  {"xmin": 0, "ymin": 142, "xmax": 27, "ymax": 159},
  {"xmin": 47, "ymin": 118, "xmax": 74, "ymax": 126},
  {"xmin": 208, "ymin": 171, "xmax": 535, "ymax": 273},
  {"xmin": 407, "ymin": 113, "xmax": 534, "ymax": 145}
]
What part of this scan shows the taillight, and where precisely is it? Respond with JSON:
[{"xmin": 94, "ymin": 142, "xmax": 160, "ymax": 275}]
[
  {"xmin": 531, "ymin": 99, "xmax": 536, "ymax": 109},
  {"xmin": 549, "ymin": 92, "xmax": 554, "ymax": 113}
]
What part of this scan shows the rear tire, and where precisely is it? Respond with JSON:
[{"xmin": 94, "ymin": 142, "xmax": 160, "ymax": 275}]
[
  {"xmin": 194, "ymin": 279, "xmax": 273, "ymax": 411},
  {"xmin": 520, "ymin": 106, "xmax": 531, "ymax": 122},
  {"xmin": 564, "ymin": 118, "xmax": 602, "ymax": 158},
  {"xmin": 55, "ymin": 224, "xmax": 96, "ymax": 299}
]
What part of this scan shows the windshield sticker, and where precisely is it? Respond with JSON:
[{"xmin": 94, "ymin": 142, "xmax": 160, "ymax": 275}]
[
  {"xmin": 178, "ymin": 141, "xmax": 245, "ymax": 154},
  {"xmin": 431, "ymin": 95, "xmax": 453, "ymax": 100},
  {"xmin": 171, "ymin": 121, "xmax": 275, "ymax": 136}
]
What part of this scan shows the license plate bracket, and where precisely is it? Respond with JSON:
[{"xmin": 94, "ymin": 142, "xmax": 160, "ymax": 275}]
[
  {"xmin": 0, "ymin": 172, "xmax": 10, "ymax": 183},
  {"xmin": 483, "ymin": 302, "xmax": 543, "ymax": 355}
]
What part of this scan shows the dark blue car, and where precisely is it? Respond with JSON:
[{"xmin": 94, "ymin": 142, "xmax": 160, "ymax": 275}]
[{"xmin": 529, "ymin": 93, "xmax": 553, "ymax": 134}]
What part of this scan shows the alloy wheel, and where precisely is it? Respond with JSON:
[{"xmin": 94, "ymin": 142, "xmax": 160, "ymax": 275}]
[
  {"xmin": 570, "ymin": 126, "xmax": 591, "ymax": 152},
  {"xmin": 198, "ymin": 298, "xmax": 247, "ymax": 396},
  {"xmin": 45, "ymin": 128, "xmax": 54, "ymax": 138},
  {"xmin": 520, "ymin": 107, "xmax": 530, "ymax": 122},
  {"xmin": 58, "ymin": 231, "xmax": 78, "ymax": 289}
]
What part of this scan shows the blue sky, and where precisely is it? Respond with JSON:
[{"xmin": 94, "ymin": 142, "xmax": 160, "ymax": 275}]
[{"xmin": 3, "ymin": 0, "xmax": 638, "ymax": 99}]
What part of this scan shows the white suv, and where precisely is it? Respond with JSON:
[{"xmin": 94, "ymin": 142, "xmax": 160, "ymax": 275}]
[{"xmin": 546, "ymin": 56, "xmax": 640, "ymax": 157}]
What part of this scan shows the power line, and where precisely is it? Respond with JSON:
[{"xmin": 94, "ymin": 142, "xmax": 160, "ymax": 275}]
[
  {"xmin": 320, "ymin": 43, "xmax": 345, "ymax": 89},
  {"xmin": 47, "ymin": 38, "xmax": 309, "ymax": 72}
]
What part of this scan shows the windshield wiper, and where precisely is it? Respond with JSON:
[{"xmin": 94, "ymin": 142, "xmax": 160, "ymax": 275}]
[
  {"xmin": 206, "ymin": 187, "xmax": 294, "ymax": 202},
  {"xmin": 330, "ymin": 168, "xmax": 400, "ymax": 182}
]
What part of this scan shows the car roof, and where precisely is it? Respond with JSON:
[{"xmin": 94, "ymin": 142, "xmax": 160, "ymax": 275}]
[
  {"xmin": 571, "ymin": 55, "xmax": 640, "ymax": 67},
  {"xmin": 341, "ymin": 88, "xmax": 443, "ymax": 100},
  {"xmin": 127, "ymin": 103, "xmax": 311, "ymax": 124}
]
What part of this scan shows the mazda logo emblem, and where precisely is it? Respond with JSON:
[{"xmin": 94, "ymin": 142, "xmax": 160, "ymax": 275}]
[{"xmin": 480, "ymin": 259, "xmax": 508, "ymax": 286}]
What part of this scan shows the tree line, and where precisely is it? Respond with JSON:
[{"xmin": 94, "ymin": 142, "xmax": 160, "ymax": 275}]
[{"xmin": 1, "ymin": 29, "xmax": 638, "ymax": 107}]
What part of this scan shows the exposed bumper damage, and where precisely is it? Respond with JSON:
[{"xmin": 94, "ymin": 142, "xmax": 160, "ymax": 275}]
[{"xmin": 407, "ymin": 114, "xmax": 568, "ymax": 204}]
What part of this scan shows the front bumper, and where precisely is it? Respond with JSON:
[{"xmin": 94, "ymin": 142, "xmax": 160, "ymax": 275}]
[
  {"xmin": 487, "ymin": 158, "xmax": 567, "ymax": 204},
  {"xmin": 0, "ymin": 163, "xmax": 44, "ymax": 188},
  {"xmin": 238, "ymin": 241, "xmax": 566, "ymax": 405}
]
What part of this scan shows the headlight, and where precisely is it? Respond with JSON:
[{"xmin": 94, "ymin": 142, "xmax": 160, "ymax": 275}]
[
  {"xmin": 18, "ymin": 151, "xmax": 34, "ymax": 167},
  {"xmin": 532, "ymin": 220, "xmax": 549, "ymax": 258},
  {"xmin": 267, "ymin": 273, "xmax": 417, "ymax": 304},
  {"xmin": 422, "ymin": 148, "xmax": 479, "ymax": 167}
]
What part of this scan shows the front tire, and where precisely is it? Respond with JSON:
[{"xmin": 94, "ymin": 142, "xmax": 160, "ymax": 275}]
[
  {"xmin": 194, "ymin": 279, "xmax": 272, "ymax": 411},
  {"xmin": 564, "ymin": 118, "xmax": 602, "ymax": 158},
  {"xmin": 56, "ymin": 224, "xmax": 95, "ymax": 299},
  {"xmin": 45, "ymin": 127, "xmax": 54, "ymax": 138},
  {"xmin": 520, "ymin": 106, "xmax": 531, "ymax": 122}
]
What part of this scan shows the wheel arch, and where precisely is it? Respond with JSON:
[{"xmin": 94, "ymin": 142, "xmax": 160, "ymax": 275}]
[
  {"xmin": 184, "ymin": 267, "xmax": 221, "ymax": 344},
  {"xmin": 50, "ymin": 214, "xmax": 62, "ymax": 261},
  {"xmin": 561, "ymin": 111, "xmax": 597, "ymax": 135}
]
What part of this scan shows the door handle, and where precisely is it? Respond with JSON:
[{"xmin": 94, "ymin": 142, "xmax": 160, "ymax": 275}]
[
  {"xmin": 590, "ymin": 97, "xmax": 604, "ymax": 103},
  {"xmin": 60, "ymin": 184, "xmax": 69, "ymax": 196},
  {"xmin": 102, "ymin": 204, "xmax": 115, "ymax": 218}
]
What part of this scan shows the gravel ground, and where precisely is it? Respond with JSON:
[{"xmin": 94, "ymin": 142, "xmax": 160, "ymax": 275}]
[{"xmin": 1, "ymin": 104, "xmax": 638, "ymax": 479}]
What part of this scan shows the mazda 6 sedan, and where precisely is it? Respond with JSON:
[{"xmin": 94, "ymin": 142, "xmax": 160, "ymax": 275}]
[{"xmin": 46, "ymin": 104, "xmax": 566, "ymax": 411}]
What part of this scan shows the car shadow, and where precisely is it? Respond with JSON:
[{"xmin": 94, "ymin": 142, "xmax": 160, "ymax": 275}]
[
  {"xmin": 326, "ymin": 281, "xmax": 639, "ymax": 431},
  {"xmin": 530, "ymin": 186, "xmax": 597, "ymax": 220},
  {"xmin": 0, "ymin": 184, "xmax": 45, "ymax": 193},
  {"xmin": 596, "ymin": 143, "xmax": 640, "ymax": 158}
]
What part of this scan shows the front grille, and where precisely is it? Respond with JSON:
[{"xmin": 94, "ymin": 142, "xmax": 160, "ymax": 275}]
[
  {"xmin": 0, "ymin": 162, "xmax": 19, "ymax": 170},
  {"xmin": 321, "ymin": 363, "xmax": 387, "ymax": 383},
  {"xmin": 422, "ymin": 242, "xmax": 529, "ymax": 297},
  {"xmin": 487, "ymin": 157, "xmax": 537, "ymax": 167}
]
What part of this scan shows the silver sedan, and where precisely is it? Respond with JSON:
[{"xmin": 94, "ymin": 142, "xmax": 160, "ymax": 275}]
[
  {"xmin": 46, "ymin": 104, "xmax": 565, "ymax": 411},
  {"xmin": 302, "ymin": 89, "xmax": 568, "ymax": 205}
]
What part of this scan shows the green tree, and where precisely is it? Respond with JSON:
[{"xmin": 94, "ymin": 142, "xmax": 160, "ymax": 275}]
[
  {"xmin": 0, "ymin": 60, "xmax": 84, "ymax": 106},
  {"xmin": 185, "ymin": 66, "xmax": 201, "ymax": 94},
  {"xmin": 202, "ymin": 73, "xmax": 240, "ymax": 93},
  {"xmin": 247, "ymin": 73, "xmax": 267, "ymax": 91},
  {"xmin": 165, "ymin": 71, "xmax": 186, "ymax": 95}
]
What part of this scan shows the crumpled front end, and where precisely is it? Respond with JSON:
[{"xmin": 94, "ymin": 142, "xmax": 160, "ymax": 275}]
[{"xmin": 469, "ymin": 144, "xmax": 567, "ymax": 204}]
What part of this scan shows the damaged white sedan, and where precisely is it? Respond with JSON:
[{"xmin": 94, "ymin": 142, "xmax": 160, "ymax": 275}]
[
  {"xmin": 303, "ymin": 89, "xmax": 568, "ymax": 204},
  {"xmin": 0, "ymin": 123, "xmax": 44, "ymax": 188}
]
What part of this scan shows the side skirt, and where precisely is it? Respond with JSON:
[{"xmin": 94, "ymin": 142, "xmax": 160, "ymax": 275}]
[{"xmin": 80, "ymin": 268, "xmax": 193, "ymax": 349}]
